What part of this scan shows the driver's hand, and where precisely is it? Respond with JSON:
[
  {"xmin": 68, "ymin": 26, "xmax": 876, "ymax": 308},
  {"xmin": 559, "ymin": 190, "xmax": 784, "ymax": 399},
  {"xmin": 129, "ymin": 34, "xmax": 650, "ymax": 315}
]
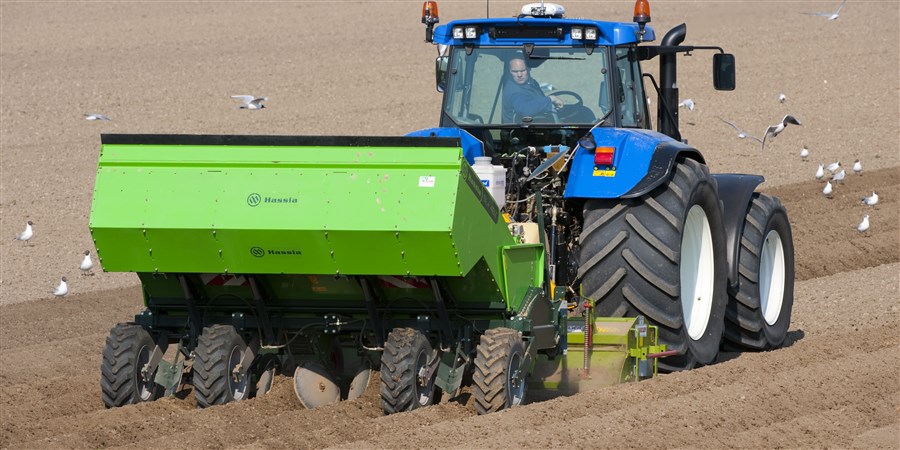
[{"xmin": 548, "ymin": 95, "xmax": 564, "ymax": 109}]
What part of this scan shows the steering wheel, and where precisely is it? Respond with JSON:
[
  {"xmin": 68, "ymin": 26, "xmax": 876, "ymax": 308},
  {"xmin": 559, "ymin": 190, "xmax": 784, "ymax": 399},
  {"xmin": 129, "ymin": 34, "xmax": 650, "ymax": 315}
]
[{"xmin": 550, "ymin": 91, "xmax": 592, "ymax": 123}]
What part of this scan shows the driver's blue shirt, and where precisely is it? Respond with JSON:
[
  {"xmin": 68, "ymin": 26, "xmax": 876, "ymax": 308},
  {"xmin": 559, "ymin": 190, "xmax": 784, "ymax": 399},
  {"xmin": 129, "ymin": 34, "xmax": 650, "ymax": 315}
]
[{"xmin": 502, "ymin": 77, "xmax": 553, "ymax": 123}]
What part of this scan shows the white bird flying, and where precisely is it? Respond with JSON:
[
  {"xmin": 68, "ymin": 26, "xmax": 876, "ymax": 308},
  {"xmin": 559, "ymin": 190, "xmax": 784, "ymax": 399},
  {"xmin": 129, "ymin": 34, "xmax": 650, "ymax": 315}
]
[
  {"xmin": 231, "ymin": 95, "xmax": 268, "ymax": 109},
  {"xmin": 857, "ymin": 214, "xmax": 869, "ymax": 233},
  {"xmin": 853, "ymin": 159, "xmax": 862, "ymax": 175},
  {"xmin": 84, "ymin": 113, "xmax": 112, "ymax": 121},
  {"xmin": 779, "ymin": 93, "xmax": 787, "ymax": 103},
  {"xmin": 827, "ymin": 161, "xmax": 841, "ymax": 173},
  {"xmin": 52, "ymin": 277, "xmax": 68, "ymax": 297},
  {"xmin": 718, "ymin": 117, "xmax": 763, "ymax": 144},
  {"xmin": 862, "ymin": 191, "xmax": 879, "ymax": 207},
  {"xmin": 761, "ymin": 115, "xmax": 802, "ymax": 152},
  {"xmin": 832, "ymin": 169, "xmax": 846, "ymax": 183},
  {"xmin": 822, "ymin": 181, "xmax": 833, "ymax": 198},
  {"xmin": 678, "ymin": 98, "xmax": 695, "ymax": 111},
  {"xmin": 800, "ymin": 145, "xmax": 809, "ymax": 160},
  {"xmin": 80, "ymin": 250, "xmax": 94, "ymax": 275},
  {"xmin": 13, "ymin": 220, "xmax": 34, "ymax": 244},
  {"xmin": 815, "ymin": 164, "xmax": 825, "ymax": 180},
  {"xmin": 804, "ymin": 0, "xmax": 847, "ymax": 20}
]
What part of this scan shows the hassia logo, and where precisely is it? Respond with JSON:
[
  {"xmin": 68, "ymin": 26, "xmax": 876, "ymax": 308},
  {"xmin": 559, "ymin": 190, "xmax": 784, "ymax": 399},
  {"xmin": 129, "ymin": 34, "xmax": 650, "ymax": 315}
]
[
  {"xmin": 247, "ymin": 193, "xmax": 298, "ymax": 206},
  {"xmin": 250, "ymin": 246, "xmax": 302, "ymax": 257}
]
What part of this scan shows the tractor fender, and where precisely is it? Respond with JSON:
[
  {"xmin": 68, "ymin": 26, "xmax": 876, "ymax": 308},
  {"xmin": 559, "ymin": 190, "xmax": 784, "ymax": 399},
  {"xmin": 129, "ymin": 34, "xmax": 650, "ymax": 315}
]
[
  {"xmin": 711, "ymin": 174, "xmax": 765, "ymax": 291},
  {"xmin": 564, "ymin": 128, "xmax": 704, "ymax": 199}
]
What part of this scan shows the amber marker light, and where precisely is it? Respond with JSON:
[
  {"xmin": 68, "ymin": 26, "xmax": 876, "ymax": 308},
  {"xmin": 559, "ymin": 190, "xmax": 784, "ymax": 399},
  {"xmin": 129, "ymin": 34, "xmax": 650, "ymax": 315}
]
[{"xmin": 422, "ymin": 1, "xmax": 440, "ymax": 42}]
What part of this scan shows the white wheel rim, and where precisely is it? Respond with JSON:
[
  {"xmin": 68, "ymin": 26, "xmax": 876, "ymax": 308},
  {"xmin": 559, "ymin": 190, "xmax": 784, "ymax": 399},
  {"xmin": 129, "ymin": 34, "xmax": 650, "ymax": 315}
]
[
  {"xmin": 136, "ymin": 344, "xmax": 154, "ymax": 401},
  {"xmin": 507, "ymin": 351, "xmax": 525, "ymax": 407},
  {"xmin": 228, "ymin": 347, "xmax": 248, "ymax": 401},
  {"xmin": 681, "ymin": 205, "xmax": 716, "ymax": 341},
  {"xmin": 759, "ymin": 230, "xmax": 786, "ymax": 326}
]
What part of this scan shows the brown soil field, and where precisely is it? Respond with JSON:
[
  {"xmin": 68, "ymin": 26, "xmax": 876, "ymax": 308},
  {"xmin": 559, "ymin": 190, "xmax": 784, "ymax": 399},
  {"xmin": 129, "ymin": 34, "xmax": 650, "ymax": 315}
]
[{"xmin": 1, "ymin": 1, "xmax": 898, "ymax": 448}]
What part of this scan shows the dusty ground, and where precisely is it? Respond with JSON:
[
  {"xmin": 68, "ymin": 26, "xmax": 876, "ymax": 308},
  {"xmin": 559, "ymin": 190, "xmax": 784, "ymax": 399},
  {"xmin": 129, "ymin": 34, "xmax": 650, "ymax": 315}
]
[{"xmin": 1, "ymin": 1, "xmax": 898, "ymax": 448}]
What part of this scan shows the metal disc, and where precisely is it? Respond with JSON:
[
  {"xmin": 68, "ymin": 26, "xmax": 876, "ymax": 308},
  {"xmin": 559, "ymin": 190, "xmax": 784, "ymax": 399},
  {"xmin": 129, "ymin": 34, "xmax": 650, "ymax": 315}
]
[
  {"xmin": 347, "ymin": 361, "xmax": 372, "ymax": 401},
  {"xmin": 293, "ymin": 362, "xmax": 340, "ymax": 409},
  {"xmin": 256, "ymin": 368, "xmax": 275, "ymax": 397}
]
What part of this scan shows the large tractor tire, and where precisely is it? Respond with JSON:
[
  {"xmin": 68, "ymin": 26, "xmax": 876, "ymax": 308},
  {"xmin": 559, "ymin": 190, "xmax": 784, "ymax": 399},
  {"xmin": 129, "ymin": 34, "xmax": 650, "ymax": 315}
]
[
  {"xmin": 724, "ymin": 193, "xmax": 795, "ymax": 350},
  {"xmin": 380, "ymin": 328, "xmax": 436, "ymax": 414},
  {"xmin": 100, "ymin": 323, "xmax": 163, "ymax": 408},
  {"xmin": 473, "ymin": 328, "xmax": 527, "ymax": 415},
  {"xmin": 578, "ymin": 157, "xmax": 728, "ymax": 371},
  {"xmin": 193, "ymin": 325, "xmax": 250, "ymax": 408}
]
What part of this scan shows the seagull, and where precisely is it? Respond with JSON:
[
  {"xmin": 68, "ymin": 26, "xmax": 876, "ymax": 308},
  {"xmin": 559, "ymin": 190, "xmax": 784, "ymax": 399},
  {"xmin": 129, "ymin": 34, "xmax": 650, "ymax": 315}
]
[
  {"xmin": 827, "ymin": 161, "xmax": 842, "ymax": 173},
  {"xmin": 80, "ymin": 250, "xmax": 94, "ymax": 275},
  {"xmin": 832, "ymin": 169, "xmax": 846, "ymax": 183},
  {"xmin": 718, "ymin": 117, "xmax": 762, "ymax": 144},
  {"xmin": 857, "ymin": 214, "xmax": 869, "ymax": 233},
  {"xmin": 13, "ymin": 220, "xmax": 34, "ymax": 245},
  {"xmin": 822, "ymin": 181, "xmax": 833, "ymax": 198},
  {"xmin": 815, "ymin": 164, "xmax": 825, "ymax": 180},
  {"xmin": 862, "ymin": 191, "xmax": 879, "ymax": 207},
  {"xmin": 52, "ymin": 277, "xmax": 68, "ymax": 297},
  {"xmin": 231, "ymin": 95, "xmax": 267, "ymax": 109},
  {"xmin": 853, "ymin": 159, "xmax": 862, "ymax": 175},
  {"xmin": 761, "ymin": 115, "xmax": 802, "ymax": 152},
  {"xmin": 678, "ymin": 98, "xmax": 695, "ymax": 111},
  {"xmin": 804, "ymin": 0, "xmax": 847, "ymax": 20},
  {"xmin": 800, "ymin": 145, "xmax": 809, "ymax": 160},
  {"xmin": 779, "ymin": 93, "xmax": 787, "ymax": 103},
  {"xmin": 84, "ymin": 113, "xmax": 112, "ymax": 121}
]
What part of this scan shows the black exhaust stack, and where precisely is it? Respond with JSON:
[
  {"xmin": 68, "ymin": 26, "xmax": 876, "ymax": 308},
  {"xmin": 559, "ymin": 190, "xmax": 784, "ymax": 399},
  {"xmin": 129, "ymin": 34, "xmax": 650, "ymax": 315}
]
[{"xmin": 658, "ymin": 24, "xmax": 685, "ymax": 142}]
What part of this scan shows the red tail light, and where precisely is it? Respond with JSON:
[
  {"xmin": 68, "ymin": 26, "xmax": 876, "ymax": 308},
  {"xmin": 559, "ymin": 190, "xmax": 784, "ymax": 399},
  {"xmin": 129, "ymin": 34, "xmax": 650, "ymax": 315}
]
[{"xmin": 594, "ymin": 147, "xmax": 615, "ymax": 166}]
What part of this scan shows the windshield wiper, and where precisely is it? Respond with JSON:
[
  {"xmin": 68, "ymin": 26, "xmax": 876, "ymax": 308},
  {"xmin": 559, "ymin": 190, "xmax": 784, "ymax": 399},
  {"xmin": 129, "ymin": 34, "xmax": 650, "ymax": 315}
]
[{"xmin": 527, "ymin": 56, "xmax": 585, "ymax": 60}]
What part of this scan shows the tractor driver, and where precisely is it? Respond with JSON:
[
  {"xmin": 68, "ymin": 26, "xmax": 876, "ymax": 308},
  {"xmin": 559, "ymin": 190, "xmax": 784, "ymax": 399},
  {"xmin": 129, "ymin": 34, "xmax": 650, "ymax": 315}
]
[{"xmin": 502, "ymin": 57, "xmax": 564, "ymax": 123}]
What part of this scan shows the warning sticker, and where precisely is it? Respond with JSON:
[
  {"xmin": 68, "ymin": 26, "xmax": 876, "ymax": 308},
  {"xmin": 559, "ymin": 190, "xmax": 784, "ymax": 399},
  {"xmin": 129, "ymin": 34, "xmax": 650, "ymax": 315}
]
[
  {"xmin": 592, "ymin": 166, "xmax": 616, "ymax": 177},
  {"xmin": 418, "ymin": 176, "xmax": 436, "ymax": 187}
]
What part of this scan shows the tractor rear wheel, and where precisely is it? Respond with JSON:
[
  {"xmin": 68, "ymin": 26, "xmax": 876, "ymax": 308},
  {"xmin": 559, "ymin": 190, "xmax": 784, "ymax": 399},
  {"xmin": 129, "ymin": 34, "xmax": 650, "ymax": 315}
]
[
  {"xmin": 473, "ymin": 328, "xmax": 527, "ymax": 415},
  {"xmin": 380, "ymin": 328, "xmax": 436, "ymax": 414},
  {"xmin": 193, "ymin": 325, "xmax": 250, "ymax": 408},
  {"xmin": 578, "ymin": 157, "xmax": 728, "ymax": 371},
  {"xmin": 724, "ymin": 193, "xmax": 795, "ymax": 350},
  {"xmin": 100, "ymin": 323, "xmax": 163, "ymax": 408}
]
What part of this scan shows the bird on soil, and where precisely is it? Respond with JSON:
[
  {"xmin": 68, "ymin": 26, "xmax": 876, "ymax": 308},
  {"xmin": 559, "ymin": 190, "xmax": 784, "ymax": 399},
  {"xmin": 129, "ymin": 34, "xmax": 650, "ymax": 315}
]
[
  {"xmin": 862, "ymin": 191, "xmax": 879, "ymax": 207},
  {"xmin": 853, "ymin": 159, "xmax": 862, "ymax": 175},
  {"xmin": 815, "ymin": 164, "xmax": 825, "ymax": 180},
  {"xmin": 779, "ymin": 93, "xmax": 787, "ymax": 103},
  {"xmin": 804, "ymin": 0, "xmax": 847, "ymax": 20},
  {"xmin": 231, "ymin": 95, "xmax": 268, "ymax": 109},
  {"xmin": 678, "ymin": 98, "xmax": 695, "ymax": 111},
  {"xmin": 822, "ymin": 181, "xmax": 834, "ymax": 198},
  {"xmin": 800, "ymin": 145, "xmax": 809, "ymax": 160},
  {"xmin": 718, "ymin": 117, "xmax": 762, "ymax": 144},
  {"xmin": 761, "ymin": 114, "xmax": 802, "ymax": 152},
  {"xmin": 857, "ymin": 214, "xmax": 870, "ymax": 233},
  {"xmin": 832, "ymin": 169, "xmax": 846, "ymax": 183},
  {"xmin": 80, "ymin": 250, "xmax": 94, "ymax": 275},
  {"xmin": 13, "ymin": 221, "xmax": 34, "ymax": 245},
  {"xmin": 84, "ymin": 113, "xmax": 111, "ymax": 121},
  {"xmin": 52, "ymin": 277, "xmax": 68, "ymax": 297},
  {"xmin": 827, "ymin": 161, "xmax": 842, "ymax": 173}
]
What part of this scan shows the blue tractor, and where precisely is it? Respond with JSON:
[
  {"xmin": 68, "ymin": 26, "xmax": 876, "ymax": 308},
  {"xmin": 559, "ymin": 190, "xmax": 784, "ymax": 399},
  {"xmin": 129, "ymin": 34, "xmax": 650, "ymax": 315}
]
[{"xmin": 414, "ymin": 1, "xmax": 795, "ymax": 372}]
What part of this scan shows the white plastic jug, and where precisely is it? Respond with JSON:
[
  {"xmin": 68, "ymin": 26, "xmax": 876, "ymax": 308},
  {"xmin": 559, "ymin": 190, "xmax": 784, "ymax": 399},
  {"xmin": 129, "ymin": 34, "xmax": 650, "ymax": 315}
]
[{"xmin": 472, "ymin": 156, "xmax": 507, "ymax": 208}]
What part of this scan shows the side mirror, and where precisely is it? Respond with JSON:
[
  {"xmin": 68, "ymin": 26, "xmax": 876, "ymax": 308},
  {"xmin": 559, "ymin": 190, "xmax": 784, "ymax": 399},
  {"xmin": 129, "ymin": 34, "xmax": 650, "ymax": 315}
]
[
  {"xmin": 713, "ymin": 53, "xmax": 736, "ymax": 91},
  {"xmin": 435, "ymin": 56, "xmax": 449, "ymax": 93}
]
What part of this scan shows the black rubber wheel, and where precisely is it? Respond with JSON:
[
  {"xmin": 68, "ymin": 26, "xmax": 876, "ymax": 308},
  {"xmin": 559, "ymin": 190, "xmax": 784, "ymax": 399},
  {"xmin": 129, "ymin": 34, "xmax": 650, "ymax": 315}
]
[
  {"xmin": 724, "ymin": 193, "xmax": 795, "ymax": 350},
  {"xmin": 380, "ymin": 328, "xmax": 435, "ymax": 414},
  {"xmin": 193, "ymin": 325, "xmax": 250, "ymax": 408},
  {"xmin": 577, "ymin": 157, "xmax": 728, "ymax": 371},
  {"xmin": 100, "ymin": 323, "xmax": 164, "ymax": 408},
  {"xmin": 473, "ymin": 328, "xmax": 527, "ymax": 415}
]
